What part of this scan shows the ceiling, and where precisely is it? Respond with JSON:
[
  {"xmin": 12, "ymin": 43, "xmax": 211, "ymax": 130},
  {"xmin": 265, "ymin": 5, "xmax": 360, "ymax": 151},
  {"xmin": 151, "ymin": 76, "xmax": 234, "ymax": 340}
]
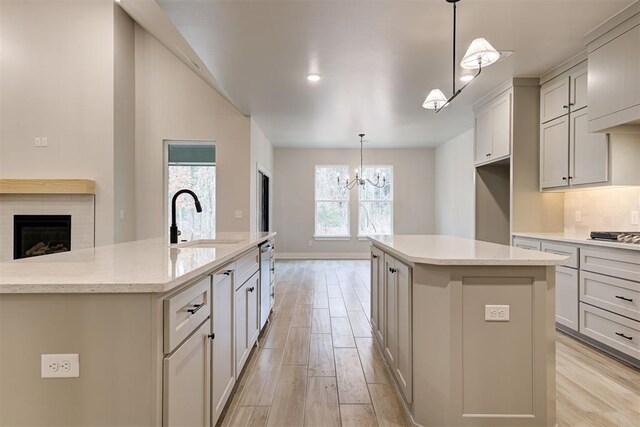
[{"xmin": 157, "ymin": 0, "xmax": 633, "ymax": 148}]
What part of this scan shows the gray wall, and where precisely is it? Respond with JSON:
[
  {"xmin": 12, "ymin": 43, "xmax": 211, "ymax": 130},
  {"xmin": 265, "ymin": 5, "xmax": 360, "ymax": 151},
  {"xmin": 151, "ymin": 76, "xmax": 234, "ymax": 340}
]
[
  {"xmin": 434, "ymin": 129, "xmax": 475, "ymax": 239},
  {"xmin": 273, "ymin": 148, "xmax": 435, "ymax": 257}
]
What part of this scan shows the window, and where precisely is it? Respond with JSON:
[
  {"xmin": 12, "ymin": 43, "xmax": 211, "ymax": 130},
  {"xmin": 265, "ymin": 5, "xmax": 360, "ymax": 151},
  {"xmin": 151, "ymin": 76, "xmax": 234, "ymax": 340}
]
[
  {"xmin": 359, "ymin": 166, "xmax": 393, "ymax": 236},
  {"xmin": 315, "ymin": 165, "xmax": 350, "ymax": 237},
  {"xmin": 166, "ymin": 142, "xmax": 216, "ymax": 242}
]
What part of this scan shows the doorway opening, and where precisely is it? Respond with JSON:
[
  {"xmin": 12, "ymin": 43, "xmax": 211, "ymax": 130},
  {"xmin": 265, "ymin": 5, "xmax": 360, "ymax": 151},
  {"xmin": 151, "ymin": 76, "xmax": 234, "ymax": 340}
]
[{"xmin": 258, "ymin": 170, "xmax": 270, "ymax": 232}]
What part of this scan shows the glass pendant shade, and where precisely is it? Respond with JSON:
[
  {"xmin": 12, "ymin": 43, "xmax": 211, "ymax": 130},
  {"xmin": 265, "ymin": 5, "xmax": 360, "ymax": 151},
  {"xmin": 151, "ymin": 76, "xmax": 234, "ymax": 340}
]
[
  {"xmin": 422, "ymin": 89, "xmax": 448, "ymax": 110},
  {"xmin": 460, "ymin": 38, "xmax": 500, "ymax": 70}
]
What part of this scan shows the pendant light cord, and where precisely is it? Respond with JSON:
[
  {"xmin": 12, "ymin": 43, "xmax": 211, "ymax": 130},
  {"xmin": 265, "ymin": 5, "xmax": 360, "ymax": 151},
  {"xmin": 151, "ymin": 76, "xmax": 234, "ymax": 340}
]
[{"xmin": 452, "ymin": 1, "xmax": 457, "ymax": 95}]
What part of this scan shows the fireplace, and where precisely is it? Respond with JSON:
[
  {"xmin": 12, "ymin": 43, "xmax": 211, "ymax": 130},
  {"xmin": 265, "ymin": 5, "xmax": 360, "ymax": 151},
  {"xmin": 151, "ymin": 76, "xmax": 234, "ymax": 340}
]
[{"xmin": 13, "ymin": 215, "xmax": 72, "ymax": 259}]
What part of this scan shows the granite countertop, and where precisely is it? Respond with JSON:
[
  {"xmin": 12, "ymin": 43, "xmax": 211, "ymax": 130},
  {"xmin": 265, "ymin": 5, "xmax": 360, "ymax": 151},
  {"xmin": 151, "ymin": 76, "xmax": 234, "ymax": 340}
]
[
  {"xmin": 369, "ymin": 235, "xmax": 567, "ymax": 266},
  {"xmin": 512, "ymin": 231, "xmax": 640, "ymax": 252},
  {"xmin": 0, "ymin": 232, "xmax": 276, "ymax": 294}
]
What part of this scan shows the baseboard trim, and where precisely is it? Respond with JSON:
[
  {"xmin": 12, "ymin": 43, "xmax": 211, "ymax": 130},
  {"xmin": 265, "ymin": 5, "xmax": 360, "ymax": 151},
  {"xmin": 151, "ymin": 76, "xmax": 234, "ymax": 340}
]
[{"xmin": 276, "ymin": 252, "xmax": 369, "ymax": 260}]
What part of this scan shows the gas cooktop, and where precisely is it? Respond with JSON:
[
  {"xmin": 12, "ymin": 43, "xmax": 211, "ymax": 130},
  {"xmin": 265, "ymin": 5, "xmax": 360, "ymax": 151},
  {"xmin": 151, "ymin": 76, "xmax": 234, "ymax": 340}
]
[{"xmin": 590, "ymin": 231, "xmax": 640, "ymax": 244}]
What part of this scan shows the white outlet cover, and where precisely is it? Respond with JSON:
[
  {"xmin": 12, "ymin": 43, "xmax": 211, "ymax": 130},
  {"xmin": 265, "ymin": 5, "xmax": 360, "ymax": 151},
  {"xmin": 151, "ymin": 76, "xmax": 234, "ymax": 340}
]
[
  {"xmin": 575, "ymin": 210, "xmax": 581, "ymax": 223},
  {"xmin": 41, "ymin": 354, "xmax": 79, "ymax": 378},
  {"xmin": 632, "ymin": 211, "xmax": 639, "ymax": 225},
  {"xmin": 485, "ymin": 305, "xmax": 510, "ymax": 321},
  {"xmin": 234, "ymin": 210, "xmax": 243, "ymax": 219}
]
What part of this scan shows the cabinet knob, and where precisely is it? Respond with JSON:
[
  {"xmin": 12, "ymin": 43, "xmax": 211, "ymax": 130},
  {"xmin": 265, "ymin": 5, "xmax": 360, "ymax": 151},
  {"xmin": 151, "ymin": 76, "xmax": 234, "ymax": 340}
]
[
  {"xmin": 372, "ymin": 254, "xmax": 378, "ymax": 259},
  {"xmin": 562, "ymin": 177, "xmax": 567, "ymax": 181},
  {"xmin": 485, "ymin": 153, "xmax": 491, "ymax": 157},
  {"xmin": 270, "ymin": 292, "xmax": 275, "ymax": 297},
  {"xmin": 389, "ymin": 267, "xmax": 397, "ymax": 273},
  {"xmin": 248, "ymin": 286, "xmax": 255, "ymax": 292},
  {"xmin": 270, "ymin": 268, "xmax": 275, "ymax": 272},
  {"xmin": 223, "ymin": 269, "xmax": 234, "ymax": 276},
  {"xmin": 563, "ymin": 105, "xmax": 569, "ymax": 109},
  {"xmin": 207, "ymin": 333, "xmax": 215, "ymax": 340},
  {"xmin": 568, "ymin": 176, "xmax": 573, "ymax": 180}
]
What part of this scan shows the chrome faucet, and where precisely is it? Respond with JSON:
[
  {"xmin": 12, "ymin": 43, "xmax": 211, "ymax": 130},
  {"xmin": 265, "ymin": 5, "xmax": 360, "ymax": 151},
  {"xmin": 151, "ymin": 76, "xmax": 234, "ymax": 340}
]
[{"xmin": 170, "ymin": 189, "xmax": 202, "ymax": 244}]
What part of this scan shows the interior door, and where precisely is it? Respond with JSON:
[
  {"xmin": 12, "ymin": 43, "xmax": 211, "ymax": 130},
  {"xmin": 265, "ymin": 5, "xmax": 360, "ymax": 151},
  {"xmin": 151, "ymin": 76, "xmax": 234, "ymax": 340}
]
[
  {"xmin": 258, "ymin": 171, "xmax": 269, "ymax": 233},
  {"xmin": 570, "ymin": 108, "xmax": 608, "ymax": 186},
  {"xmin": 540, "ymin": 116, "xmax": 570, "ymax": 189}
]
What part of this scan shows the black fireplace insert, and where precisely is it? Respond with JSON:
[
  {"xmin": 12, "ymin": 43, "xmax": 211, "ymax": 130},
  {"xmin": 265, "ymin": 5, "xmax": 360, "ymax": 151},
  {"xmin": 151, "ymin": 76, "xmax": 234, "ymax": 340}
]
[{"xmin": 13, "ymin": 215, "xmax": 71, "ymax": 259}]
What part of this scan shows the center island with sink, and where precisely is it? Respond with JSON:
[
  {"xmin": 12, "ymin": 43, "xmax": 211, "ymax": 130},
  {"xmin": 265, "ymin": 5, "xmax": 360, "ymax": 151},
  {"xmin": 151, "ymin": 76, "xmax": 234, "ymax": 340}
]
[
  {"xmin": 368, "ymin": 235, "xmax": 567, "ymax": 427},
  {"xmin": 0, "ymin": 231, "xmax": 275, "ymax": 427}
]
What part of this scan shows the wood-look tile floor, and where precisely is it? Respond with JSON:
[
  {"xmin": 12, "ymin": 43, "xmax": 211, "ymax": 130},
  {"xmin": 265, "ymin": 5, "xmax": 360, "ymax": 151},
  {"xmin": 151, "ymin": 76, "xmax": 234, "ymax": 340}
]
[{"xmin": 219, "ymin": 260, "xmax": 640, "ymax": 427}]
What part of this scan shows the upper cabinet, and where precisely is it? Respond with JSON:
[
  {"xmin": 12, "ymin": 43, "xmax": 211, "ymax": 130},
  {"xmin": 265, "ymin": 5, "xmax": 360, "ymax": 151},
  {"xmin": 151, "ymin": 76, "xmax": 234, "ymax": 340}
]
[
  {"xmin": 474, "ymin": 88, "xmax": 512, "ymax": 165},
  {"xmin": 540, "ymin": 62, "xmax": 588, "ymax": 124},
  {"xmin": 586, "ymin": 3, "xmax": 640, "ymax": 133}
]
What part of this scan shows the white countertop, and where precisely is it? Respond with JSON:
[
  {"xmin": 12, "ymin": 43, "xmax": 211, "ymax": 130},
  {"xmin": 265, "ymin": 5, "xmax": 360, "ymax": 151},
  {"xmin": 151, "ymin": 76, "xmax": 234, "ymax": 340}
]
[
  {"xmin": 0, "ymin": 232, "xmax": 275, "ymax": 294},
  {"xmin": 370, "ymin": 235, "xmax": 567, "ymax": 266},
  {"xmin": 512, "ymin": 231, "xmax": 640, "ymax": 252}
]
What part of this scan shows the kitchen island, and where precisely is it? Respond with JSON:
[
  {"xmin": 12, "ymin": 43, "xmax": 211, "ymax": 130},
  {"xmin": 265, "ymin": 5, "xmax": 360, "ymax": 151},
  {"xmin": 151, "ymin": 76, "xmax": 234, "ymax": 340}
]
[
  {"xmin": 0, "ymin": 232, "xmax": 275, "ymax": 427},
  {"xmin": 369, "ymin": 235, "xmax": 566, "ymax": 427}
]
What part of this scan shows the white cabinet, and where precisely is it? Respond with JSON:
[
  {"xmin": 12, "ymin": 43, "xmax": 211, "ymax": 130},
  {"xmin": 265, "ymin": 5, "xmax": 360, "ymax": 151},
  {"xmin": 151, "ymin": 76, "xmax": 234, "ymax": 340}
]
[
  {"xmin": 540, "ymin": 77, "xmax": 570, "ymax": 123},
  {"xmin": 555, "ymin": 266, "xmax": 579, "ymax": 331},
  {"xmin": 570, "ymin": 65, "xmax": 588, "ymax": 112},
  {"xmin": 246, "ymin": 271, "xmax": 260, "ymax": 347},
  {"xmin": 383, "ymin": 253, "xmax": 412, "ymax": 404},
  {"xmin": 587, "ymin": 19, "xmax": 640, "ymax": 132},
  {"xmin": 234, "ymin": 271, "xmax": 259, "ymax": 374},
  {"xmin": 211, "ymin": 269, "xmax": 235, "ymax": 424},
  {"xmin": 163, "ymin": 320, "xmax": 211, "ymax": 427},
  {"xmin": 370, "ymin": 246, "xmax": 384, "ymax": 347},
  {"xmin": 540, "ymin": 116, "xmax": 570, "ymax": 189},
  {"xmin": 474, "ymin": 89, "xmax": 512, "ymax": 165},
  {"xmin": 570, "ymin": 108, "xmax": 608, "ymax": 186}
]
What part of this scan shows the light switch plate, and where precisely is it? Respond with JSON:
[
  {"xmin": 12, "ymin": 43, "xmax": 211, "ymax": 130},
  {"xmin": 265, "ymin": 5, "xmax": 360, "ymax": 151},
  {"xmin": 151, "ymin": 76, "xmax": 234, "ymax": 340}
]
[
  {"xmin": 234, "ymin": 210, "xmax": 243, "ymax": 219},
  {"xmin": 41, "ymin": 354, "xmax": 79, "ymax": 378},
  {"xmin": 485, "ymin": 305, "xmax": 510, "ymax": 321},
  {"xmin": 632, "ymin": 211, "xmax": 639, "ymax": 226},
  {"xmin": 575, "ymin": 210, "xmax": 581, "ymax": 223}
]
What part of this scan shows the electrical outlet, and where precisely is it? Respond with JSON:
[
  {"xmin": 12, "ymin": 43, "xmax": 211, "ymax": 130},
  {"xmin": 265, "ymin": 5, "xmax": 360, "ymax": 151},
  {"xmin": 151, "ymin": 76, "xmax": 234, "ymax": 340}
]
[
  {"xmin": 41, "ymin": 354, "xmax": 79, "ymax": 378},
  {"xmin": 485, "ymin": 305, "xmax": 510, "ymax": 322},
  {"xmin": 34, "ymin": 137, "xmax": 41, "ymax": 147},
  {"xmin": 575, "ymin": 210, "xmax": 581, "ymax": 223},
  {"xmin": 41, "ymin": 137, "xmax": 48, "ymax": 147},
  {"xmin": 632, "ymin": 211, "xmax": 639, "ymax": 226}
]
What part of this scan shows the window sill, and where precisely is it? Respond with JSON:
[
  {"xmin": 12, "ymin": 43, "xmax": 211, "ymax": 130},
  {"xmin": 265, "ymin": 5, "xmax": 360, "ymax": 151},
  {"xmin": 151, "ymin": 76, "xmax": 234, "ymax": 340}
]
[
  {"xmin": 358, "ymin": 235, "xmax": 392, "ymax": 241},
  {"xmin": 313, "ymin": 236, "xmax": 351, "ymax": 241}
]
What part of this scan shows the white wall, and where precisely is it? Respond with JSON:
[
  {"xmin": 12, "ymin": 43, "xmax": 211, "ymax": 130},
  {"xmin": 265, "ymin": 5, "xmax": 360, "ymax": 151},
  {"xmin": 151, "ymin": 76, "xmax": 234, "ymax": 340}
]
[
  {"xmin": 249, "ymin": 118, "xmax": 274, "ymax": 233},
  {"xmin": 434, "ymin": 128, "xmax": 475, "ymax": 238},
  {"xmin": 273, "ymin": 148, "xmax": 435, "ymax": 257},
  {"xmin": 134, "ymin": 26, "xmax": 251, "ymax": 240},
  {"xmin": 0, "ymin": 0, "xmax": 116, "ymax": 246}
]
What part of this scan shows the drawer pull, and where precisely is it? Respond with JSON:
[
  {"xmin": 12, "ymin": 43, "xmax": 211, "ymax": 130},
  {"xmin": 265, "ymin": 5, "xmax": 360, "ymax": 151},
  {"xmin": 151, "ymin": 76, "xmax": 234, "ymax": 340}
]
[
  {"xmin": 270, "ymin": 268, "xmax": 275, "ymax": 272},
  {"xmin": 223, "ymin": 270, "xmax": 234, "ymax": 276},
  {"xmin": 615, "ymin": 332, "xmax": 633, "ymax": 341},
  {"xmin": 187, "ymin": 302, "xmax": 205, "ymax": 315},
  {"xmin": 248, "ymin": 286, "xmax": 255, "ymax": 292},
  {"xmin": 389, "ymin": 267, "xmax": 397, "ymax": 274},
  {"xmin": 372, "ymin": 254, "xmax": 379, "ymax": 259},
  {"xmin": 615, "ymin": 295, "xmax": 633, "ymax": 302}
]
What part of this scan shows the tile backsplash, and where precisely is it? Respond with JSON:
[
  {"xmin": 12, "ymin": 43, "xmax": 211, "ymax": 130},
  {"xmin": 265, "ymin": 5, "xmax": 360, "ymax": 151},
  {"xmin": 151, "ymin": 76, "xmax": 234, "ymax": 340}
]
[{"xmin": 564, "ymin": 187, "xmax": 640, "ymax": 235}]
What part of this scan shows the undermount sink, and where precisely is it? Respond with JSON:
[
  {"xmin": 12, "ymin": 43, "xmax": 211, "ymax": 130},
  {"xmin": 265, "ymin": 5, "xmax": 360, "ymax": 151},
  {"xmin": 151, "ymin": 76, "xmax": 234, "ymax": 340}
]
[{"xmin": 173, "ymin": 238, "xmax": 243, "ymax": 248}]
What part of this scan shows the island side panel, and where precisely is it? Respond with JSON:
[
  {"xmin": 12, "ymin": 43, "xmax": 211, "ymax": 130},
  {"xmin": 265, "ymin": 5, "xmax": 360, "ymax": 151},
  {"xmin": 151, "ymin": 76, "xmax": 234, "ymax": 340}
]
[
  {"xmin": 412, "ymin": 264, "xmax": 556, "ymax": 427},
  {"xmin": 0, "ymin": 293, "xmax": 155, "ymax": 426}
]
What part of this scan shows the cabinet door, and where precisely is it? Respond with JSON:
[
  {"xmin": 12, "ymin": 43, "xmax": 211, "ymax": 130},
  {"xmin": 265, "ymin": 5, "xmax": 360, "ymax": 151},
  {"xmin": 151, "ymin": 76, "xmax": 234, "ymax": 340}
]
[
  {"xmin": 212, "ymin": 271, "xmax": 235, "ymax": 423},
  {"xmin": 163, "ymin": 321, "xmax": 210, "ymax": 427},
  {"xmin": 570, "ymin": 108, "xmax": 608, "ymax": 186},
  {"xmin": 540, "ymin": 116, "xmax": 570, "ymax": 189},
  {"xmin": 246, "ymin": 272, "xmax": 260, "ymax": 347},
  {"xmin": 588, "ymin": 25, "xmax": 640, "ymax": 124},
  {"xmin": 491, "ymin": 91, "xmax": 512, "ymax": 159},
  {"xmin": 570, "ymin": 64, "xmax": 588, "ymax": 112},
  {"xmin": 475, "ymin": 107, "xmax": 493, "ymax": 164},
  {"xmin": 235, "ymin": 282, "xmax": 249, "ymax": 374},
  {"xmin": 541, "ymin": 76, "xmax": 570, "ymax": 123},
  {"xmin": 556, "ymin": 266, "xmax": 579, "ymax": 331},
  {"xmin": 371, "ymin": 246, "xmax": 385, "ymax": 346},
  {"xmin": 395, "ymin": 261, "xmax": 412, "ymax": 404},
  {"xmin": 383, "ymin": 256, "xmax": 397, "ymax": 368}
]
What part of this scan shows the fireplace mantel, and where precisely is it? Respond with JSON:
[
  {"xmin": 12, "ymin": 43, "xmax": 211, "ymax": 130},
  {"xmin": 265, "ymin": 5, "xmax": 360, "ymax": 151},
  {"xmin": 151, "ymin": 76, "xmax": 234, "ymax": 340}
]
[{"xmin": 0, "ymin": 179, "xmax": 95, "ymax": 195}]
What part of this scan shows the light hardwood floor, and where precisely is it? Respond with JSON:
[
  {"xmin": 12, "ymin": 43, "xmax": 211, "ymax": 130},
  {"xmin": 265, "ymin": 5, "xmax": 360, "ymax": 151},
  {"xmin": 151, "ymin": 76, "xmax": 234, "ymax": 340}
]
[{"xmin": 219, "ymin": 260, "xmax": 640, "ymax": 427}]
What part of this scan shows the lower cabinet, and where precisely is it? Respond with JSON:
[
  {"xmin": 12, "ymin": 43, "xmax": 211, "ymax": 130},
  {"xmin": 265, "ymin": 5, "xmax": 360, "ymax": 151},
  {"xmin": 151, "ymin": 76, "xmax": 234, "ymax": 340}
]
[
  {"xmin": 163, "ymin": 320, "xmax": 211, "ymax": 427},
  {"xmin": 370, "ymin": 246, "xmax": 385, "ymax": 347},
  {"xmin": 211, "ymin": 269, "xmax": 235, "ymax": 424},
  {"xmin": 555, "ymin": 266, "xmax": 579, "ymax": 331},
  {"xmin": 235, "ymin": 271, "xmax": 260, "ymax": 374},
  {"xmin": 383, "ymin": 253, "xmax": 413, "ymax": 404}
]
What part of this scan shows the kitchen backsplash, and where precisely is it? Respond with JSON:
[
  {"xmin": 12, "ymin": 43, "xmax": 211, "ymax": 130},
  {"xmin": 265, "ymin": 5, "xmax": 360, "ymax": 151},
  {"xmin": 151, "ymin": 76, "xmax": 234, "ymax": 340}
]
[{"xmin": 564, "ymin": 187, "xmax": 640, "ymax": 235}]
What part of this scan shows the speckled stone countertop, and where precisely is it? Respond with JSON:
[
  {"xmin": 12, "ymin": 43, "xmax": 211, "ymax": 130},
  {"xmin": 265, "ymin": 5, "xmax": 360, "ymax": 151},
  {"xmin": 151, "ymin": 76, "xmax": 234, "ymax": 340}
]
[
  {"xmin": 370, "ymin": 235, "xmax": 567, "ymax": 266},
  {"xmin": 512, "ymin": 231, "xmax": 640, "ymax": 252},
  {"xmin": 0, "ymin": 232, "xmax": 275, "ymax": 294}
]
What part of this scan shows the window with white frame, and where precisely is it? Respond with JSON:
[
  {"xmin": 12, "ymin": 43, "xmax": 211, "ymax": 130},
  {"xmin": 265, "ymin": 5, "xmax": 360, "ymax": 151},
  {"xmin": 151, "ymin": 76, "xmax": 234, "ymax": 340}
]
[
  {"xmin": 315, "ymin": 165, "xmax": 350, "ymax": 237},
  {"xmin": 358, "ymin": 166, "xmax": 393, "ymax": 236}
]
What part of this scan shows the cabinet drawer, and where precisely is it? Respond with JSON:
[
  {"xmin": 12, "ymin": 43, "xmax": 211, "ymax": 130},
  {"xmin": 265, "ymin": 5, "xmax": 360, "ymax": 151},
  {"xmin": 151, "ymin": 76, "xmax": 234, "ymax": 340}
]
[
  {"xmin": 541, "ymin": 241, "xmax": 577, "ymax": 268},
  {"xmin": 236, "ymin": 248, "xmax": 259, "ymax": 287},
  {"xmin": 164, "ymin": 276, "xmax": 211, "ymax": 354},
  {"xmin": 512, "ymin": 237, "xmax": 541, "ymax": 251},
  {"xmin": 580, "ymin": 303, "xmax": 640, "ymax": 360},
  {"xmin": 580, "ymin": 247, "xmax": 640, "ymax": 283},
  {"xmin": 580, "ymin": 271, "xmax": 640, "ymax": 321}
]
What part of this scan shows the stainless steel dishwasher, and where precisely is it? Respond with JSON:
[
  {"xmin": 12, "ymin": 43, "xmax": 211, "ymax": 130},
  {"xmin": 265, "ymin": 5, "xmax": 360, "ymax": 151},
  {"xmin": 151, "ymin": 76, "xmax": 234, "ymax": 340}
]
[{"xmin": 259, "ymin": 241, "xmax": 274, "ymax": 329}]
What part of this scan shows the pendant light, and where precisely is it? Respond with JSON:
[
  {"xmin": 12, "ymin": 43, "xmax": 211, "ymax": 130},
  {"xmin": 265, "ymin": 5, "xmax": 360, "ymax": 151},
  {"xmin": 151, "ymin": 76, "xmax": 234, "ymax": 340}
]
[
  {"xmin": 423, "ymin": 0, "xmax": 500, "ymax": 113},
  {"xmin": 337, "ymin": 134, "xmax": 386, "ymax": 190}
]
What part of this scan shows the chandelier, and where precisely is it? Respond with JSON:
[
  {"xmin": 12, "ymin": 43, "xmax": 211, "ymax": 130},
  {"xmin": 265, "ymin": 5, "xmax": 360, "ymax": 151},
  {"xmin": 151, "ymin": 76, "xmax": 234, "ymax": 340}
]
[
  {"xmin": 423, "ymin": 0, "xmax": 501, "ymax": 112},
  {"xmin": 337, "ymin": 134, "xmax": 386, "ymax": 190}
]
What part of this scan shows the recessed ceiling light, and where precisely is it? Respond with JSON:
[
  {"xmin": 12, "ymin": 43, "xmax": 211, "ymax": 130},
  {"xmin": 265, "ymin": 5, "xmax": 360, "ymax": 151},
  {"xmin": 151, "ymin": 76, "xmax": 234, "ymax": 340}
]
[
  {"xmin": 306, "ymin": 73, "xmax": 322, "ymax": 82},
  {"xmin": 460, "ymin": 74, "xmax": 475, "ymax": 83}
]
